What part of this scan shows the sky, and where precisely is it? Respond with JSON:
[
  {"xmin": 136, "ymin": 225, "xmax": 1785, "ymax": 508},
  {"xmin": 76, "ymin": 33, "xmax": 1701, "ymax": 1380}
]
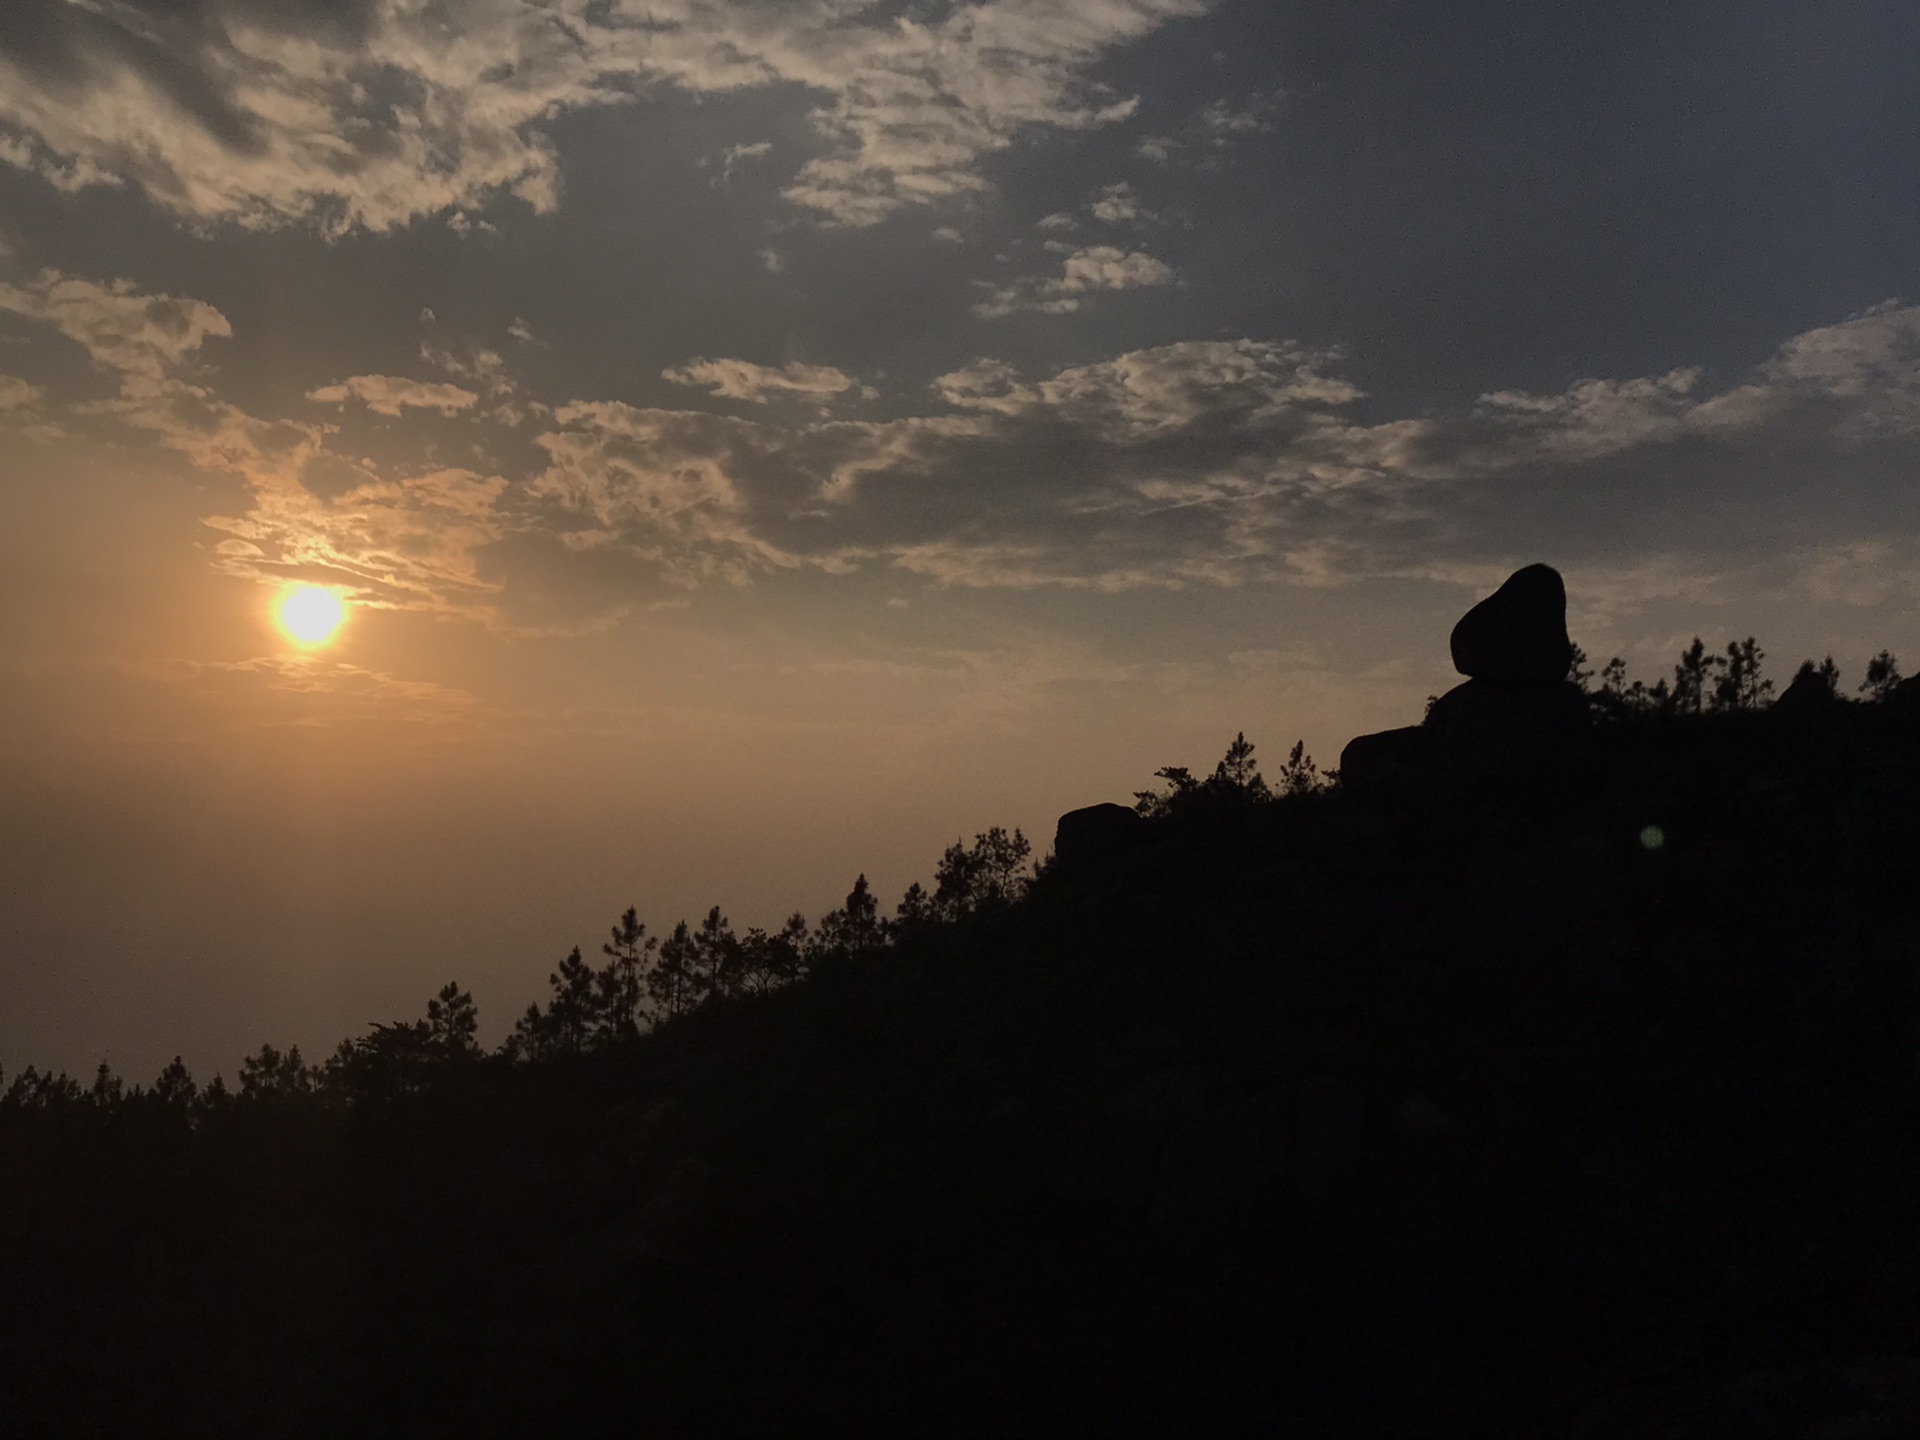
[{"xmin": 1, "ymin": 0, "xmax": 1917, "ymax": 1078}]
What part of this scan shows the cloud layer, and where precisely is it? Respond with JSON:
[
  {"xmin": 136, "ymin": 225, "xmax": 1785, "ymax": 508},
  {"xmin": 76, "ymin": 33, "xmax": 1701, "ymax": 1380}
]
[
  {"xmin": 11, "ymin": 262, "xmax": 1919, "ymax": 626},
  {"xmin": 0, "ymin": 0, "xmax": 1211, "ymax": 232}
]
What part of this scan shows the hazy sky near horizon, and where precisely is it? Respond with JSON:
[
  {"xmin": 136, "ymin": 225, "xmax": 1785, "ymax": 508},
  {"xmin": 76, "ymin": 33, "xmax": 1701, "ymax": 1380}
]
[{"xmin": 2, "ymin": 0, "xmax": 1918, "ymax": 1077}]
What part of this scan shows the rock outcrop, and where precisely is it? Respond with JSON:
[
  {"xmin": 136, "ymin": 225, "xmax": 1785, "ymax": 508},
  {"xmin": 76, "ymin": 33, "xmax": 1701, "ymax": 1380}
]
[
  {"xmin": 1342, "ymin": 563, "xmax": 1589, "ymax": 792},
  {"xmin": 1054, "ymin": 802, "xmax": 1148, "ymax": 872},
  {"xmin": 1337, "ymin": 725, "xmax": 1428, "ymax": 792},
  {"xmin": 1773, "ymin": 662, "xmax": 1841, "ymax": 715}
]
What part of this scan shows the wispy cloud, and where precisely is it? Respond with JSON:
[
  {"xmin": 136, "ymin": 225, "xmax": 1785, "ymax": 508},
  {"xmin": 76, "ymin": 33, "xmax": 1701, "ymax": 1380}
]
[
  {"xmin": 0, "ymin": 0, "xmax": 1212, "ymax": 233},
  {"xmin": 307, "ymin": 375, "xmax": 480, "ymax": 417},
  {"xmin": 17, "ymin": 265, "xmax": 1919, "ymax": 634},
  {"xmin": 0, "ymin": 374, "xmax": 43, "ymax": 412},
  {"xmin": 1090, "ymin": 181, "xmax": 1156, "ymax": 226},
  {"xmin": 1137, "ymin": 89, "xmax": 1283, "ymax": 167},
  {"xmin": 662, "ymin": 358, "xmax": 856, "ymax": 405},
  {"xmin": 0, "ymin": 269, "xmax": 230, "ymax": 381},
  {"xmin": 973, "ymin": 245, "xmax": 1177, "ymax": 317},
  {"xmin": 530, "ymin": 401, "xmax": 801, "ymax": 585}
]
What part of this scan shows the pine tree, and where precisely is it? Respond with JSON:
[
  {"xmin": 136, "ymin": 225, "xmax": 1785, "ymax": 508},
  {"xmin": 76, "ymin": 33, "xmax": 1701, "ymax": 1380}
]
[{"xmin": 425, "ymin": 982, "xmax": 481, "ymax": 1057}]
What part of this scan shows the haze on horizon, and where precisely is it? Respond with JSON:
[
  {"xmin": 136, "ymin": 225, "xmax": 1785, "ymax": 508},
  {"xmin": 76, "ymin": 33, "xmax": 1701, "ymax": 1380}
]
[{"xmin": 1, "ymin": 0, "xmax": 1916, "ymax": 1079}]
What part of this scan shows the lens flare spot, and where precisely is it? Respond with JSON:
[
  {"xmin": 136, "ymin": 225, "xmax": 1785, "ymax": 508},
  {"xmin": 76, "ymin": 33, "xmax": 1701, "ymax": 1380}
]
[
  {"xmin": 1639, "ymin": 824, "xmax": 1665, "ymax": 851},
  {"xmin": 278, "ymin": 585, "xmax": 346, "ymax": 646}
]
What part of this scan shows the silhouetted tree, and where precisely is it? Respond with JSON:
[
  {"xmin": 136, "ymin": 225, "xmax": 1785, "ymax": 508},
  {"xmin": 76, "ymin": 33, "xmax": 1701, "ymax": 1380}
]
[
  {"xmin": 551, "ymin": 947, "xmax": 600, "ymax": 1053},
  {"xmin": 1671, "ymin": 637, "xmax": 1720, "ymax": 715},
  {"xmin": 1568, "ymin": 642, "xmax": 1594, "ymax": 691},
  {"xmin": 649, "ymin": 920, "xmax": 703, "ymax": 1022},
  {"xmin": 238, "ymin": 1043, "xmax": 315, "ymax": 1099},
  {"xmin": 1860, "ymin": 650, "xmax": 1902, "ymax": 701},
  {"xmin": 1212, "ymin": 732, "xmax": 1266, "ymax": 794},
  {"xmin": 1136, "ymin": 733, "xmax": 1278, "ymax": 816},
  {"xmin": 931, "ymin": 827, "xmax": 1032, "ymax": 920},
  {"xmin": 1789, "ymin": 657, "xmax": 1841, "ymax": 699},
  {"xmin": 733, "ymin": 915, "xmax": 809, "ymax": 994},
  {"xmin": 1275, "ymin": 740, "xmax": 1327, "ymax": 797},
  {"xmin": 151, "ymin": 1056, "xmax": 197, "ymax": 1110},
  {"xmin": 326, "ymin": 1021, "xmax": 441, "ymax": 1101},
  {"xmin": 690, "ymin": 907, "xmax": 739, "ymax": 1000},
  {"xmin": 89, "ymin": 1062, "xmax": 123, "ymax": 1107},
  {"xmin": 425, "ymin": 982, "xmax": 481, "ymax": 1057},
  {"xmin": 1595, "ymin": 655, "xmax": 1668, "ymax": 718},
  {"xmin": 1709, "ymin": 637, "xmax": 1771, "ymax": 711},
  {"xmin": 2, "ymin": 1067, "xmax": 84, "ymax": 1107},
  {"xmin": 507, "ymin": 947, "xmax": 598, "ymax": 1059},
  {"xmin": 598, "ymin": 910, "xmax": 653, "ymax": 1042},
  {"xmin": 1134, "ymin": 765, "xmax": 1199, "ymax": 817},
  {"xmin": 814, "ymin": 875, "xmax": 885, "ymax": 959},
  {"xmin": 895, "ymin": 881, "xmax": 935, "ymax": 931}
]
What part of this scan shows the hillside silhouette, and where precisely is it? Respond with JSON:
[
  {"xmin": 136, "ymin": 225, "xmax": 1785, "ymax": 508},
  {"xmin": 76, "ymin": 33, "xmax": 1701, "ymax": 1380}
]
[{"xmin": 4, "ymin": 565, "xmax": 1919, "ymax": 1436}]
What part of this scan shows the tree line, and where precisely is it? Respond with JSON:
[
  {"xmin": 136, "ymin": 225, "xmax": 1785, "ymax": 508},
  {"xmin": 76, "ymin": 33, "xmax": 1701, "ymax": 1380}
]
[{"xmin": 1, "ymin": 633, "xmax": 1905, "ymax": 1113}]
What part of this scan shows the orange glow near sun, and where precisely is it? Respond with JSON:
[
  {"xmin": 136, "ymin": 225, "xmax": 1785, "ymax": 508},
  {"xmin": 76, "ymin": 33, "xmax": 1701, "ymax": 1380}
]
[{"xmin": 278, "ymin": 585, "xmax": 347, "ymax": 646}]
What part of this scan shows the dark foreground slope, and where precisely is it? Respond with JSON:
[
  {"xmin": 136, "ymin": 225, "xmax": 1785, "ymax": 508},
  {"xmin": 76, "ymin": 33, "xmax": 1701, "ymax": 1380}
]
[{"xmin": 4, "ymin": 705, "xmax": 1920, "ymax": 1437}]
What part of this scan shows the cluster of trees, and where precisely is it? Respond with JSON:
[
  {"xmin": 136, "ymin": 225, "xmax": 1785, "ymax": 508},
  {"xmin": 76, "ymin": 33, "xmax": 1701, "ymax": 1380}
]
[
  {"xmin": 8, "ymin": 725, "xmax": 1341, "ymax": 1104},
  {"xmin": 3, "ymin": 633, "xmax": 1906, "ymax": 1109},
  {"xmin": 0, "ymin": 982, "xmax": 484, "ymax": 1115},
  {"xmin": 499, "ymin": 820, "xmax": 1049, "ymax": 1059},
  {"xmin": 0, "ymin": 825, "xmax": 1055, "ymax": 1102},
  {"xmin": 1574, "ymin": 638, "xmax": 1905, "ymax": 718},
  {"xmin": 1133, "ymin": 733, "xmax": 1332, "ymax": 819}
]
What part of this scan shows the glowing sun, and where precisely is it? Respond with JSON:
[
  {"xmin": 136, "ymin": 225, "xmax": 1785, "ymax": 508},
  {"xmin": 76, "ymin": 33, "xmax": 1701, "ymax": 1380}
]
[{"xmin": 278, "ymin": 585, "xmax": 347, "ymax": 646}]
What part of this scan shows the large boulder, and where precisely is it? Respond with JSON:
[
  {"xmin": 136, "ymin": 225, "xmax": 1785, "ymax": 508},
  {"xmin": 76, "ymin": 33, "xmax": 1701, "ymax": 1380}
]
[
  {"xmin": 1053, "ymin": 802, "xmax": 1148, "ymax": 871},
  {"xmin": 1423, "ymin": 678, "xmax": 1592, "ymax": 785},
  {"xmin": 1337, "ymin": 725, "xmax": 1428, "ymax": 793},
  {"xmin": 1424, "ymin": 678, "xmax": 1591, "ymax": 743},
  {"xmin": 1773, "ymin": 661, "xmax": 1841, "ymax": 715},
  {"xmin": 1449, "ymin": 563, "xmax": 1574, "ymax": 683}
]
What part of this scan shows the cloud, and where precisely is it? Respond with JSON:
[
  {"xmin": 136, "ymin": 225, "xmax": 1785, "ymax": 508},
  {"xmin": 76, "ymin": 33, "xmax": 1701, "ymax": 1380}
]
[
  {"xmin": 306, "ymin": 374, "xmax": 481, "ymax": 417},
  {"xmin": 208, "ymin": 465, "xmax": 511, "ymax": 615},
  {"xmin": 0, "ymin": 267, "xmax": 514, "ymax": 616},
  {"xmin": 931, "ymin": 340, "xmax": 1361, "ymax": 429},
  {"xmin": 0, "ymin": 374, "xmax": 44, "ymax": 412},
  {"xmin": 783, "ymin": 308, "xmax": 1920, "ymax": 595},
  {"xmin": 715, "ymin": 139, "xmax": 772, "ymax": 184},
  {"xmin": 662, "ymin": 357, "xmax": 855, "ymax": 404},
  {"xmin": 0, "ymin": 269, "xmax": 230, "ymax": 381},
  {"xmin": 0, "ymin": 0, "xmax": 1212, "ymax": 233},
  {"xmin": 420, "ymin": 339, "xmax": 543, "ymax": 425},
  {"xmin": 0, "ymin": 371, "xmax": 60, "ymax": 440},
  {"xmin": 18, "ymin": 264, "xmax": 1918, "ymax": 639},
  {"xmin": 1090, "ymin": 181, "xmax": 1154, "ymax": 225},
  {"xmin": 1137, "ymin": 90, "xmax": 1283, "ymax": 167},
  {"xmin": 1198, "ymin": 93, "xmax": 1283, "ymax": 142},
  {"xmin": 1136, "ymin": 135, "xmax": 1177, "ymax": 165},
  {"xmin": 973, "ymin": 244, "xmax": 1177, "ymax": 317},
  {"xmin": 529, "ymin": 400, "xmax": 801, "ymax": 585}
]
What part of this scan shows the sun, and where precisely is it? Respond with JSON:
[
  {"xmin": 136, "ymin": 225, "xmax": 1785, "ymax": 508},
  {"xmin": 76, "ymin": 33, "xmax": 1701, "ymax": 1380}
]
[{"xmin": 278, "ymin": 585, "xmax": 347, "ymax": 646}]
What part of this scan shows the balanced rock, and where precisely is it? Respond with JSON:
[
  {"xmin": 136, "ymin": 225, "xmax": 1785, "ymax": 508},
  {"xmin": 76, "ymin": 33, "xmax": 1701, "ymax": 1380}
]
[
  {"xmin": 1338, "ymin": 561, "xmax": 1588, "ymax": 792},
  {"xmin": 1449, "ymin": 563, "xmax": 1574, "ymax": 683}
]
